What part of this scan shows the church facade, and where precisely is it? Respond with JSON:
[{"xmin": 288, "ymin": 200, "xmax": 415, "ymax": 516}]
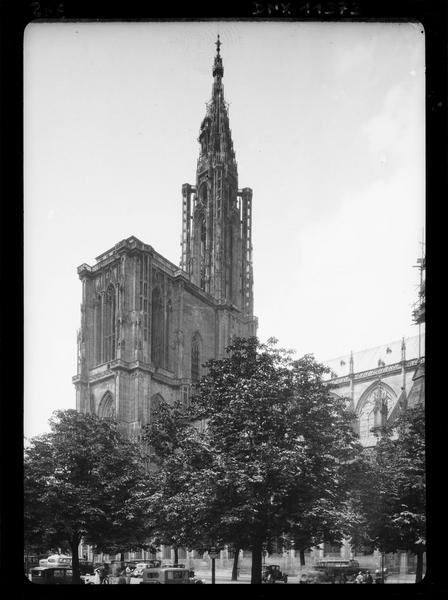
[{"xmin": 73, "ymin": 39, "xmax": 257, "ymax": 439}]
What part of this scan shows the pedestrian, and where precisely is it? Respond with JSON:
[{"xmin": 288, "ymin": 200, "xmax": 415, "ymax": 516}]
[
  {"xmin": 355, "ymin": 571, "xmax": 364, "ymax": 584},
  {"xmin": 364, "ymin": 570, "xmax": 373, "ymax": 584},
  {"xmin": 125, "ymin": 564, "xmax": 132, "ymax": 576},
  {"xmin": 299, "ymin": 573, "xmax": 308, "ymax": 584},
  {"xmin": 117, "ymin": 569, "xmax": 127, "ymax": 584},
  {"xmin": 97, "ymin": 565, "xmax": 106, "ymax": 584}
]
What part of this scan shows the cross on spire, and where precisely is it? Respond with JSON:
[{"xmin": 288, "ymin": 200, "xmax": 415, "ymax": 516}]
[{"xmin": 215, "ymin": 34, "xmax": 221, "ymax": 55}]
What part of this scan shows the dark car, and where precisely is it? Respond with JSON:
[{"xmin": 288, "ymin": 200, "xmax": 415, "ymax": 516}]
[
  {"xmin": 29, "ymin": 566, "xmax": 83, "ymax": 584},
  {"xmin": 314, "ymin": 560, "xmax": 363, "ymax": 583},
  {"xmin": 262, "ymin": 565, "xmax": 288, "ymax": 583}
]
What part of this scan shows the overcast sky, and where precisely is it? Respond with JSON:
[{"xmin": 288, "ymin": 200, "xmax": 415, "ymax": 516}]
[{"xmin": 24, "ymin": 21, "xmax": 425, "ymax": 439}]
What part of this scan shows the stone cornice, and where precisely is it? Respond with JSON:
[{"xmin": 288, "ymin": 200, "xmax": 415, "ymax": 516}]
[
  {"xmin": 327, "ymin": 357, "xmax": 424, "ymax": 388},
  {"xmin": 77, "ymin": 236, "xmax": 182, "ymax": 279},
  {"xmin": 74, "ymin": 358, "xmax": 183, "ymax": 387}
]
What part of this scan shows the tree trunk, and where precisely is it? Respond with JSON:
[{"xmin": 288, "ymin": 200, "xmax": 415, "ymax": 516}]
[
  {"xmin": 231, "ymin": 548, "xmax": 240, "ymax": 581},
  {"xmin": 70, "ymin": 534, "xmax": 81, "ymax": 584},
  {"xmin": 173, "ymin": 546, "xmax": 178, "ymax": 564},
  {"xmin": 415, "ymin": 550, "xmax": 424, "ymax": 583},
  {"xmin": 251, "ymin": 539, "xmax": 263, "ymax": 584},
  {"xmin": 300, "ymin": 549, "xmax": 305, "ymax": 566}
]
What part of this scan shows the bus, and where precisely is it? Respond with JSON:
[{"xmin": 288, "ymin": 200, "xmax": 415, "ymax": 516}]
[{"xmin": 38, "ymin": 554, "xmax": 72, "ymax": 568}]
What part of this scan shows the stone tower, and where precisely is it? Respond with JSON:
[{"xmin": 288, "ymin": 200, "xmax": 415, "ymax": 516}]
[
  {"xmin": 73, "ymin": 37, "xmax": 257, "ymax": 438},
  {"xmin": 180, "ymin": 36, "xmax": 254, "ymax": 316}
]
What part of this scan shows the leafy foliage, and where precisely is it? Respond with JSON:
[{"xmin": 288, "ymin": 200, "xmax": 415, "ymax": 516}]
[
  {"xmin": 144, "ymin": 337, "xmax": 362, "ymax": 583},
  {"xmin": 350, "ymin": 403, "xmax": 426, "ymax": 581},
  {"xmin": 24, "ymin": 409, "xmax": 151, "ymax": 581}
]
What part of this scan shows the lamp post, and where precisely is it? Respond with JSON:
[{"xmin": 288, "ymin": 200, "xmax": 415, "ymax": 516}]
[{"xmin": 209, "ymin": 546, "xmax": 219, "ymax": 584}]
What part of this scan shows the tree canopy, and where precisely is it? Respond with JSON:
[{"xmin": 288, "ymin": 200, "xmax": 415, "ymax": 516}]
[
  {"xmin": 24, "ymin": 409, "xmax": 150, "ymax": 582},
  {"xmin": 352, "ymin": 402, "xmax": 426, "ymax": 582},
  {"xmin": 144, "ymin": 337, "xmax": 363, "ymax": 583}
]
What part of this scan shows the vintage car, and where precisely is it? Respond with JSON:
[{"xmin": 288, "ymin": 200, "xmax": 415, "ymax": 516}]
[
  {"xmin": 131, "ymin": 560, "xmax": 162, "ymax": 577},
  {"xmin": 38, "ymin": 554, "xmax": 72, "ymax": 568},
  {"xmin": 314, "ymin": 559, "xmax": 362, "ymax": 582},
  {"xmin": 299, "ymin": 570, "xmax": 331, "ymax": 584},
  {"xmin": 262, "ymin": 564, "xmax": 288, "ymax": 583},
  {"xmin": 29, "ymin": 566, "xmax": 82, "ymax": 584},
  {"xmin": 141, "ymin": 565, "xmax": 205, "ymax": 584}
]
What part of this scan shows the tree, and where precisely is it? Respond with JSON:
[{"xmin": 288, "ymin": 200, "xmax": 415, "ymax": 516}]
[
  {"xmin": 24, "ymin": 409, "xmax": 151, "ymax": 582},
  {"xmin": 147, "ymin": 337, "xmax": 361, "ymax": 584},
  {"xmin": 354, "ymin": 403, "xmax": 426, "ymax": 582},
  {"xmin": 142, "ymin": 398, "xmax": 228, "ymax": 563}
]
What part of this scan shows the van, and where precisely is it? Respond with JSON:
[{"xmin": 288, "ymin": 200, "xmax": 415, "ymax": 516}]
[
  {"xmin": 29, "ymin": 566, "xmax": 80, "ymax": 584},
  {"xmin": 141, "ymin": 566, "xmax": 199, "ymax": 584}
]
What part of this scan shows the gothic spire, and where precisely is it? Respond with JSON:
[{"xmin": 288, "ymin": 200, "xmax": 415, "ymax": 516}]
[{"xmin": 197, "ymin": 36, "xmax": 236, "ymax": 168}]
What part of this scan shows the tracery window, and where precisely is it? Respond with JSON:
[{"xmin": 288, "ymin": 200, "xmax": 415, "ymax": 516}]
[
  {"xmin": 95, "ymin": 295, "xmax": 102, "ymax": 365},
  {"xmin": 358, "ymin": 384, "xmax": 394, "ymax": 447},
  {"xmin": 200, "ymin": 217, "xmax": 206, "ymax": 290},
  {"xmin": 191, "ymin": 333, "xmax": 201, "ymax": 383},
  {"xmin": 149, "ymin": 394, "xmax": 163, "ymax": 421},
  {"xmin": 151, "ymin": 286, "xmax": 164, "ymax": 368},
  {"xmin": 104, "ymin": 284, "xmax": 116, "ymax": 362},
  {"xmin": 98, "ymin": 391, "xmax": 114, "ymax": 420},
  {"xmin": 139, "ymin": 255, "xmax": 150, "ymax": 342},
  {"xmin": 165, "ymin": 298, "xmax": 172, "ymax": 369}
]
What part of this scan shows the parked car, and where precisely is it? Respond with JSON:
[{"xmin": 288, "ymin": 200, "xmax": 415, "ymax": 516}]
[
  {"xmin": 299, "ymin": 569, "xmax": 332, "ymax": 584},
  {"xmin": 29, "ymin": 566, "xmax": 82, "ymax": 584},
  {"xmin": 80, "ymin": 568, "xmax": 100, "ymax": 585},
  {"xmin": 79, "ymin": 561, "xmax": 95, "ymax": 576},
  {"xmin": 314, "ymin": 559, "xmax": 361, "ymax": 581},
  {"xmin": 262, "ymin": 564, "xmax": 288, "ymax": 583},
  {"xmin": 132, "ymin": 560, "xmax": 162, "ymax": 577},
  {"xmin": 141, "ymin": 565, "xmax": 205, "ymax": 584}
]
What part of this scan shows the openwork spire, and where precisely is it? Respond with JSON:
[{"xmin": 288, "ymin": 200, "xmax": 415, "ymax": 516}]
[
  {"xmin": 213, "ymin": 34, "xmax": 224, "ymax": 79},
  {"xmin": 181, "ymin": 37, "xmax": 254, "ymax": 317}
]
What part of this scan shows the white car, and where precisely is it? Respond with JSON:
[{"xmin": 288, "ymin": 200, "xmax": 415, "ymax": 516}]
[
  {"xmin": 81, "ymin": 570, "xmax": 100, "ymax": 585},
  {"xmin": 132, "ymin": 563, "xmax": 150, "ymax": 577}
]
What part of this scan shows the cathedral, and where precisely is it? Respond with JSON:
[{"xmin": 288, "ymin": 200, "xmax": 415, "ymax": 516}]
[
  {"xmin": 323, "ymin": 332, "xmax": 425, "ymax": 449},
  {"xmin": 73, "ymin": 37, "xmax": 257, "ymax": 438}
]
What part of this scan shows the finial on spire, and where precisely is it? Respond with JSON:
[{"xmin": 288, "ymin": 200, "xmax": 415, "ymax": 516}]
[{"xmin": 212, "ymin": 35, "xmax": 224, "ymax": 79}]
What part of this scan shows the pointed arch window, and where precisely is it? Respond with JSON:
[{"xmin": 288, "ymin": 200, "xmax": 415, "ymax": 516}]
[
  {"xmin": 200, "ymin": 218, "xmax": 207, "ymax": 290},
  {"xmin": 98, "ymin": 391, "xmax": 114, "ymax": 420},
  {"xmin": 95, "ymin": 295, "xmax": 102, "ymax": 365},
  {"xmin": 358, "ymin": 384, "xmax": 394, "ymax": 447},
  {"xmin": 149, "ymin": 394, "xmax": 164, "ymax": 421},
  {"xmin": 104, "ymin": 284, "xmax": 116, "ymax": 362},
  {"xmin": 151, "ymin": 286, "xmax": 164, "ymax": 368},
  {"xmin": 165, "ymin": 298, "xmax": 172, "ymax": 369},
  {"xmin": 191, "ymin": 333, "xmax": 201, "ymax": 384}
]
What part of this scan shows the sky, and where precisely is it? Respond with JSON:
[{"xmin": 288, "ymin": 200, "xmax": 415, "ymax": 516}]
[{"xmin": 24, "ymin": 21, "xmax": 425, "ymax": 439}]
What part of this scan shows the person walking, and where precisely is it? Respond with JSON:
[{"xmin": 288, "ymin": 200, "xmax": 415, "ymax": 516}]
[
  {"xmin": 364, "ymin": 570, "xmax": 373, "ymax": 584},
  {"xmin": 117, "ymin": 569, "xmax": 127, "ymax": 584},
  {"xmin": 355, "ymin": 571, "xmax": 364, "ymax": 584},
  {"xmin": 374, "ymin": 569, "xmax": 383, "ymax": 584}
]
